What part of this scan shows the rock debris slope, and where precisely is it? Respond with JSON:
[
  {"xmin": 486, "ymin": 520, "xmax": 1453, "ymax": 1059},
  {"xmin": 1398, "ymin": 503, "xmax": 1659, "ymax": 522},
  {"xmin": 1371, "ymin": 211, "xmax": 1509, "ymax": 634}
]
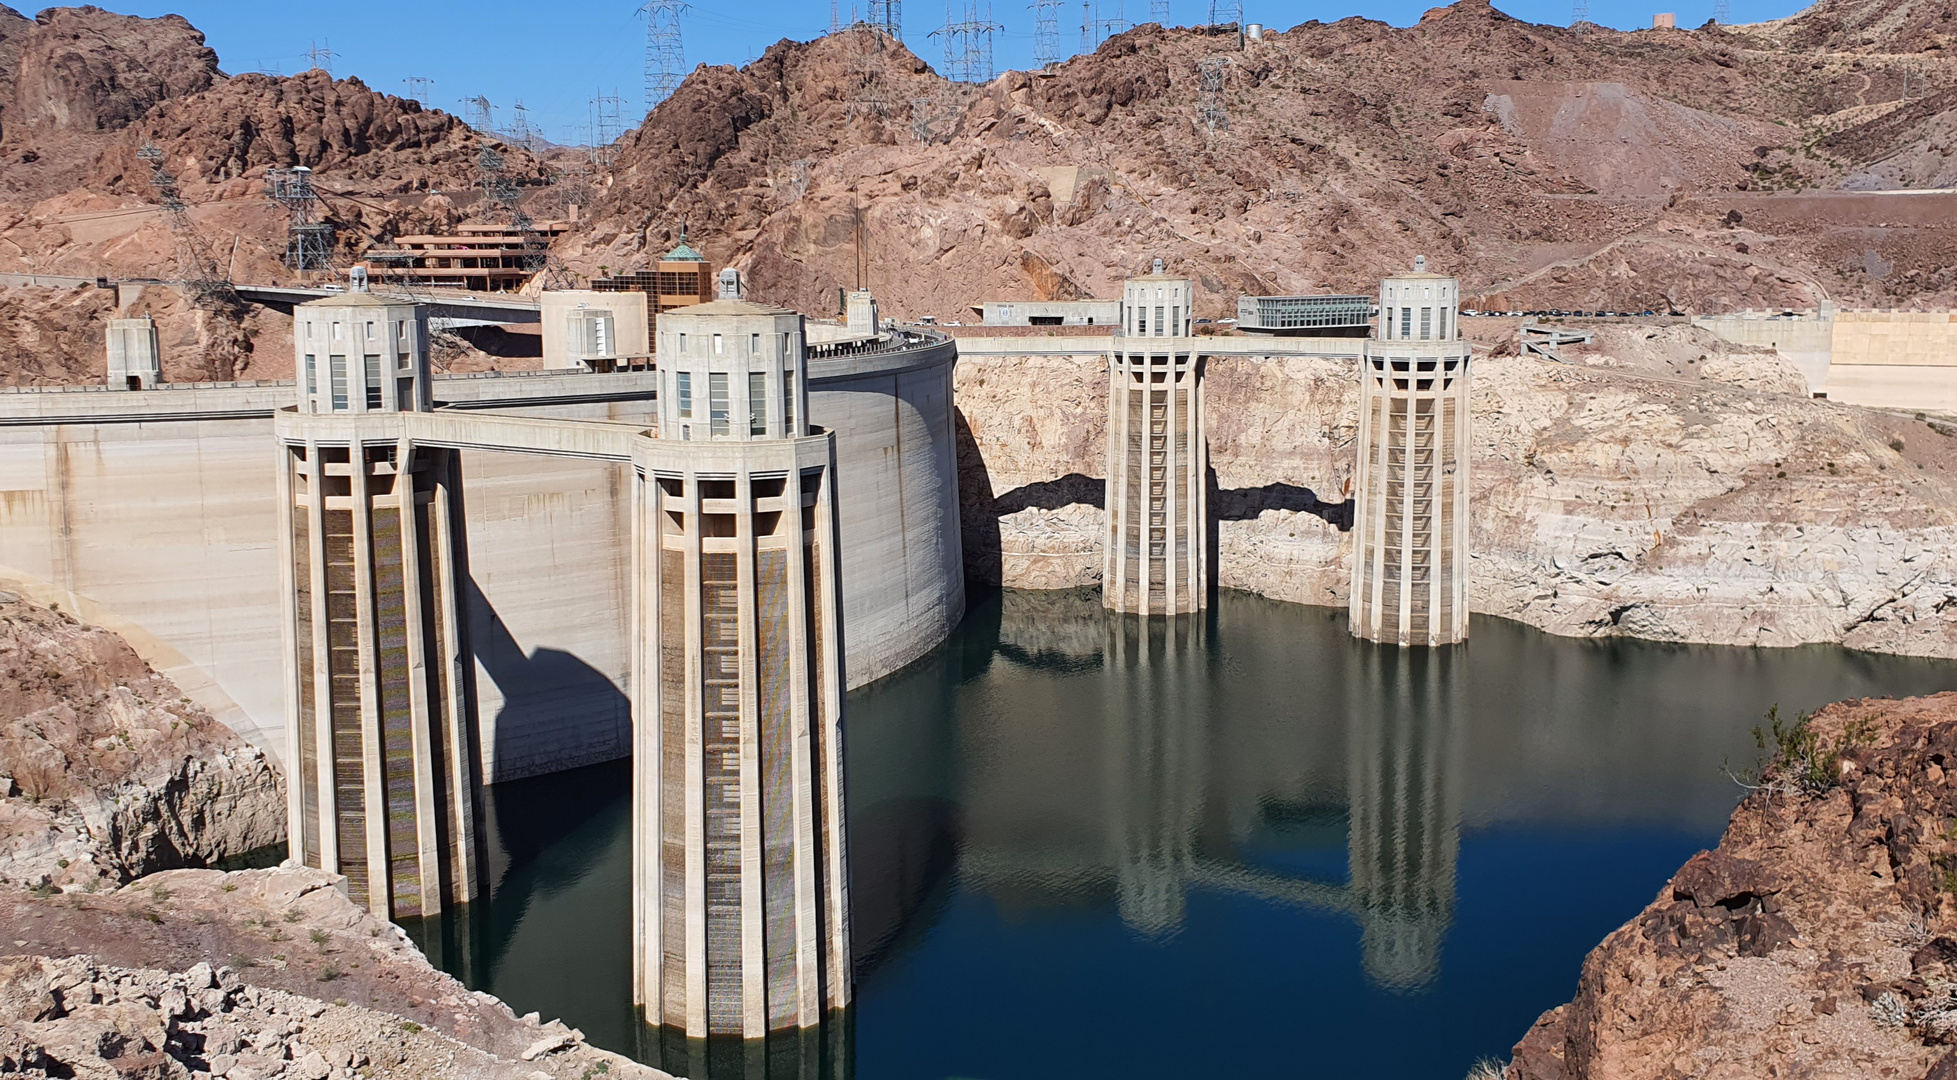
[
  {"xmin": 0, "ymin": 867, "xmax": 670, "ymax": 1079},
  {"xmin": 0, "ymin": 596, "xmax": 283, "ymax": 891},
  {"xmin": 1509, "ymin": 693, "xmax": 1957, "ymax": 1079}
]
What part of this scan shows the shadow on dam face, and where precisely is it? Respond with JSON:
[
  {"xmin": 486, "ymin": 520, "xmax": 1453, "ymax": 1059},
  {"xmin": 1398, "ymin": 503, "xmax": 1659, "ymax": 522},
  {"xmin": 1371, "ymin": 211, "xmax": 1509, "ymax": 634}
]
[{"xmin": 463, "ymin": 574, "xmax": 631, "ymax": 867}]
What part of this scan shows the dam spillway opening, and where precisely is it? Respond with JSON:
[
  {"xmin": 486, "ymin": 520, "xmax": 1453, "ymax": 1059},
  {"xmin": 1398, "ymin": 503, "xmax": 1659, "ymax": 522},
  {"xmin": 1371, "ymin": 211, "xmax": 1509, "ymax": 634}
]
[{"xmin": 400, "ymin": 588, "xmax": 1957, "ymax": 1080}]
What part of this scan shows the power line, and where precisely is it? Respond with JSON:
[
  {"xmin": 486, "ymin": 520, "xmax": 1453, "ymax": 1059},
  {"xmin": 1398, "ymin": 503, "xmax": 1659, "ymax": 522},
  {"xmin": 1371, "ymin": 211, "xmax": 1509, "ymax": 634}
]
[{"xmin": 642, "ymin": 1, "xmax": 690, "ymax": 113}]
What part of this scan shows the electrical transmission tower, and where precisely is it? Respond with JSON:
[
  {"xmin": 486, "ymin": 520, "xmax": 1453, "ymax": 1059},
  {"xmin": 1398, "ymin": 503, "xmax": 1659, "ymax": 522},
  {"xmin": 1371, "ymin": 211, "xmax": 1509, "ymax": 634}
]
[
  {"xmin": 265, "ymin": 166, "xmax": 335, "ymax": 272},
  {"xmin": 1096, "ymin": 2, "xmax": 1130, "ymax": 43},
  {"xmin": 1032, "ymin": 0, "xmax": 1062, "ymax": 65},
  {"xmin": 1150, "ymin": 0, "xmax": 1169, "ymax": 23},
  {"xmin": 136, "ymin": 143, "xmax": 236, "ymax": 307},
  {"xmin": 1712, "ymin": 0, "xmax": 1730, "ymax": 21},
  {"xmin": 934, "ymin": 2, "xmax": 1003, "ymax": 83},
  {"xmin": 477, "ymin": 143, "xmax": 575, "ymax": 289},
  {"xmin": 868, "ymin": 0, "xmax": 903, "ymax": 38},
  {"xmin": 1205, "ymin": 0, "xmax": 1238, "ymax": 26},
  {"xmin": 305, "ymin": 40, "xmax": 336, "ymax": 74},
  {"xmin": 507, "ymin": 100, "xmax": 545, "ymax": 152},
  {"xmin": 1197, "ymin": 56, "xmax": 1229, "ymax": 135},
  {"xmin": 402, "ymin": 76, "xmax": 433, "ymax": 106},
  {"xmin": 847, "ymin": 28, "xmax": 893, "ymax": 117},
  {"xmin": 589, "ymin": 90, "xmax": 626, "ymax": 166},
  {"xmin": 1570, "ymin": 0, "xmax": 1590, "ymax": 27},
  {"xmin": 460, "ymin": 95, "xmax": 494, "ymax": 132},
  {"xmin": 642, "ymin": 1, "xmax": 690, "ymax": 112},
  {"xmin": 1081, "ymin": 1, "xmax": 1093, "ymax": 50}
]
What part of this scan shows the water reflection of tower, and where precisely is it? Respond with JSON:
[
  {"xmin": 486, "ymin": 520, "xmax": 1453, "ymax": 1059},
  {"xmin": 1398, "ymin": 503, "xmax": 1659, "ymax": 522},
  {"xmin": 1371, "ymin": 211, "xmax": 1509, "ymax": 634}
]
[
  {"xmin": 1105, "ymin": 611, "xmax": 1210, "ymax": 937},
  {"xmin": 1346, "ymin": 643, "xmax": 1463, "ymax": 990}
]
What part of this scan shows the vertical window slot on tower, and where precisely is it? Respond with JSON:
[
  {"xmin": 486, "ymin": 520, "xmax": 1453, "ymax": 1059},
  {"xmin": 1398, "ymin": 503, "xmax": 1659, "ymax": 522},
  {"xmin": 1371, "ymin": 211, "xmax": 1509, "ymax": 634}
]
[{"xmin": 709, "ymin": 372, "xmax": 729, "ymax": 436}]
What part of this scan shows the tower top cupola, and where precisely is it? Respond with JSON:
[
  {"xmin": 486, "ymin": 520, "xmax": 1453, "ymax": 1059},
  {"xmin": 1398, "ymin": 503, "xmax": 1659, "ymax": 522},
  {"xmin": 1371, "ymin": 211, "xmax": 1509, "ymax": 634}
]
[
  {"xmin": 1378, "ymin": 256, "xmax": 1459, "ymax": 344},
  {"xmin": 656, "ymin": 280, "xmax": 808, "ymax": 442}
]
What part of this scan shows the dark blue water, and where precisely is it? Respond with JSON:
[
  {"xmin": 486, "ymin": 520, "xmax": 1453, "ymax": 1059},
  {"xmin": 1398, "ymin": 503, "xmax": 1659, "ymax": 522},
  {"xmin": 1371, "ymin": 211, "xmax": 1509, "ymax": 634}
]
[{"xmin": 406, "ymin": 588, "xmax": 1957, "ymax": 1079}]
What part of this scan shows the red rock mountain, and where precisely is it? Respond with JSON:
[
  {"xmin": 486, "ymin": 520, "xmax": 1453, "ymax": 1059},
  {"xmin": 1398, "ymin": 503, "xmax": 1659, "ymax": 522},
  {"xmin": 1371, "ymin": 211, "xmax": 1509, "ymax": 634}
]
[{"xmin": 569, "ymin": 0, "xmax": 1957, "ymax": 319}]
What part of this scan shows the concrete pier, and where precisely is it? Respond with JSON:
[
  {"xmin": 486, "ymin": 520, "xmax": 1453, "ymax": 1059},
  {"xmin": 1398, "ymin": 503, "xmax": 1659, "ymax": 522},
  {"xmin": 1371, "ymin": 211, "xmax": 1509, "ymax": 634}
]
[
  {"xmin": 278, "ymin": 281, "xmax": 485, "ymax": 919},
  {"xmin": 1350, "ymin": 258, "xmax": 1472, "ymax": 647},
  {"xmin": 1104, "ymin": 261, "xmax": 1206, "ymax": 616},
  {"xmin": 633, "ymin": 281, "xmax": 850, "ymax": 1040}
]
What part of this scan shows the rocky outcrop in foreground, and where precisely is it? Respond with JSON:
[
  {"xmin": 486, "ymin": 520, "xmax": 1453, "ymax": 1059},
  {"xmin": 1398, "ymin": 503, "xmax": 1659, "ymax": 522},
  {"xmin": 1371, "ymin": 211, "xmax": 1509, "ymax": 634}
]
[
  {"xmin": 0, "ymin": 867, "xmax": 668, "ymax": 1079},
  {"xmin": 955, "ymin": 328, "xmax": 1957, "ymax": 658},
  {"xmin": 1508, "ymin": 693, "xmax": 1957, "ymax": 1079},
  {"xmin": 0, "ymin": 596, "xmax": 283, "ymax": 889}
]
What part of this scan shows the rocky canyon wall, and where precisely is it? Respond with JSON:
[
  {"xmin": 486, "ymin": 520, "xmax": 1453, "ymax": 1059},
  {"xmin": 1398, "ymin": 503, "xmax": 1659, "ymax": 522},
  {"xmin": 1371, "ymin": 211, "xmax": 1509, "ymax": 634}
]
[
  {"xmin": 1507, "ymin": 692, "xmax": 1957, "ymax": 1079},
  {"xmin": 0, "ymin": 594, "xmax": 284, "ymax": 890},
  {"xmin": 956, "ymin": 329, "xmax": 1957, "ymax": 658}
]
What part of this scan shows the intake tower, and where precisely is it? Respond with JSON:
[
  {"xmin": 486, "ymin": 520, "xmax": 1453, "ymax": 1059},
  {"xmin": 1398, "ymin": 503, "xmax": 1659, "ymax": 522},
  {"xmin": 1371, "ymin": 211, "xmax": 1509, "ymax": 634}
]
[
  {"xmin": 277, "ymin": 270, "xmax": 485, "ymax": 919},
  {"xmin": 1104, "ymin": 259, "xmax": 1207, "ymax": 616},
  {"xmin": 1350, "ymin": 257, "xmax": 1472, "ymax": 646},
  {"xmin": 634, "ymin": 271, "xmax": 851, "ymax": 1040}
]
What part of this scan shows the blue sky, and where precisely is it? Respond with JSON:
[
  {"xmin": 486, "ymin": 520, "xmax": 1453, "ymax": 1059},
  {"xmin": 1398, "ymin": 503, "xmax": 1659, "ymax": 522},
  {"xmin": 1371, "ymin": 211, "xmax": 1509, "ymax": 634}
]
[{"xmin": 97, "ymin": 0, "xmax": 1813, "ymax": 140}]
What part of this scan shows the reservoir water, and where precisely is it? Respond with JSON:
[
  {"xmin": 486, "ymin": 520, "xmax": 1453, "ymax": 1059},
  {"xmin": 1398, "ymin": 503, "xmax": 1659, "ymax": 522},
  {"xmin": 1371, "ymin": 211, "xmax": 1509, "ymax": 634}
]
[{"xmin": 404, "ymin": 588, "xmax": 1957, "ymax": 1079}]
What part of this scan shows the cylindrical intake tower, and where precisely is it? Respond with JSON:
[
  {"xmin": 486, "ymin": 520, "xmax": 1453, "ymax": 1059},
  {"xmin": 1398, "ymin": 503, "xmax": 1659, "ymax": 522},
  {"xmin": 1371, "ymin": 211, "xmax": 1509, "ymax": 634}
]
[
  {"xmin": 1104, "ymin": 259, "xmax": 1207, "ymax": 616},
  {"xmin": 634, "ymin": 274, "xmax": 852, "ymax": 1043},
  {"xmin": 277, "ymin": 276, "xmax": 485, "ymax": 920},
  {"xmin": 1350, "ymin": 257, "xmax": 1472, "ymax": 646}
]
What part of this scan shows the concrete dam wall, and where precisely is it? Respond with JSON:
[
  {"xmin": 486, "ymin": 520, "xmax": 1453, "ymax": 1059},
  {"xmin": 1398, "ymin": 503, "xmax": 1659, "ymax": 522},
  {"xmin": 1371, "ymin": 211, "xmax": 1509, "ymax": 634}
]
[{"xmin": 0, "ymin": 341, "xmax": 963, "ymax": 782}]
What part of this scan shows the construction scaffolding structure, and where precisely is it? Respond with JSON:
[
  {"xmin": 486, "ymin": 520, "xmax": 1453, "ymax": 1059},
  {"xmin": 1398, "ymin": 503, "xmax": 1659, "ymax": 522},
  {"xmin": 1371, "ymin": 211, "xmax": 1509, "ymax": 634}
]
[
  {"xmin": 1032, "ymin": 0, "xmax": 1063, "ymax": 65},
  {"xmin": 136, "ymin": 143, "xmax": 235, "ymax": 306},
  {"xmin": 642, "ymin": 1, "xmax": 690, "ymax": 112},
  {"xmin": 933, "ymin": 1, "xmax": 1003, "ymax": 83},
  {"xmin": 265, "ymin": 166, "xmax": 336, "ymax": 272},
  {"xmin": 868, "ymin": 0, "xmax": 903, "ymax": 38},
  {"xmin": 1206, "ymin": 0, "xmax": 1239, "ymax": 26}
]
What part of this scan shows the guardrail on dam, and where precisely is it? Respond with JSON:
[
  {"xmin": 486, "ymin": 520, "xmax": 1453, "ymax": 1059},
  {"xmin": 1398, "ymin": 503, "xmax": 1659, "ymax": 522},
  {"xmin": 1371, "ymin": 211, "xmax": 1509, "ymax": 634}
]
[{"xmin": 0, "ymin": 332, "xmax": 963, "ymax": 783}]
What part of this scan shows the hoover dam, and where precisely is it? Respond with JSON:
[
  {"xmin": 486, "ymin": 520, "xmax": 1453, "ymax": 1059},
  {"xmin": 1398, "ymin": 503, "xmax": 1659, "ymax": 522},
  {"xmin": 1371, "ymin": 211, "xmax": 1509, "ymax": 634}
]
[{"xmin": 0, "ymin": 312, "xmax": 961, "ymax": 785}]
